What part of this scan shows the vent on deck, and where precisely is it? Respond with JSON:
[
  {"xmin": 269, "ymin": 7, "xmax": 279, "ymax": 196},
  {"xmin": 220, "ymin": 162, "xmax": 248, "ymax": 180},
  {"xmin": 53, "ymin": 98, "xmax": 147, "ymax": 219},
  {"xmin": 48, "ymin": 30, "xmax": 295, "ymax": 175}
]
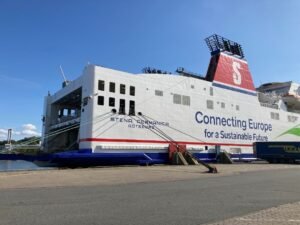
[{"xmin": 142, "ymin": 67, "xmax": 172, "ymax": 74}]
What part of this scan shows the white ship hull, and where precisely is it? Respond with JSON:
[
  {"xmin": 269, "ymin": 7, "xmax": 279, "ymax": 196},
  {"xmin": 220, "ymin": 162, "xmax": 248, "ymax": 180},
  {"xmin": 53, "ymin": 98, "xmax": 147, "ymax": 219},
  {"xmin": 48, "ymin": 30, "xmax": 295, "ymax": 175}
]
[{"xmin": 41, "ymin": 35, "xmax": 300, "ymax": 165}]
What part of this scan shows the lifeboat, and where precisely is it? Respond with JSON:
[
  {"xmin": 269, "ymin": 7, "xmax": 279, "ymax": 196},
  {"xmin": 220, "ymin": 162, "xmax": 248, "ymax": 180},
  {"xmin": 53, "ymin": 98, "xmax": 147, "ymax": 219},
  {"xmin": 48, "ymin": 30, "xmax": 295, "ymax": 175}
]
[{"xmin": 282, "ymin": 94, "xmax": 300, "ymax": 110}]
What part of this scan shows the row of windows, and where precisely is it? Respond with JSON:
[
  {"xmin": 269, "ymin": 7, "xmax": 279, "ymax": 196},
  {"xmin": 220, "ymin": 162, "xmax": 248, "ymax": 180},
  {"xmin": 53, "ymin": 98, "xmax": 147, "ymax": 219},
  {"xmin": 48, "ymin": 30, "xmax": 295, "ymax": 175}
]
[
  {"xmin": 205, "ymin": 101, "xmax": 297, "ymax": 122},
  {"xmin": 98, "ymin": 92, "xmax": 297, "ymax": 123},
  {"xmin": 97, "ymin": 96, "xmax": 135, "ymax": 115},
  {"xmin": 270, "ymin": 112, "xmax": 280, "ymax": 120},
  {"xmin": 186, "ymin": 85, "xmax": 214, "ymax": 95},
  {"xmin": 206, "ymin": 101, "xmax": 298, "ymax": 121},
  {"xmin": 206, "ymin": 100, "xmax": 240, "ymax": 111},
  {"xmin": 98, "ymin": 80, "xmax": 135, "ymax": 96},
  {"xmin": 288, "ymin": 115, "xmax": 298, "ymax": 122},
  {"xmin": 173, "ymin": 94, "xmax": 190, "ymax": 106},
  {"xmin": 155, "ymin": 87, "xmax": 237, "ymax": 110},
  {"xmin": 271, "ymin": 114, "xmax": 298, "ymax": 122},
  {"xmin": 170, "ymin": 96, "xmax": 241, "ymax": 110},
  {"xmin": 99, "ymin": 83, "xmax": 298, "ymax": 123},
  {"xmin": 155, "ymin": 87, "xmax": 214, "ymax": 98}
]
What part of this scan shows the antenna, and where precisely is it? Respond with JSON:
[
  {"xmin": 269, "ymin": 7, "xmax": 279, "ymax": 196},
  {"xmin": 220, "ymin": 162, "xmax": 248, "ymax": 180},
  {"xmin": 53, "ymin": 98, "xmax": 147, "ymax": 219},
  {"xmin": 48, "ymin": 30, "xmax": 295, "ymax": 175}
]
[
  {"xmin": 60, "ymin": 65, "xmax": 67, "ymax": 82},
  {"xmin": 59, "ymin": 65, "xmax": 70, "ymax": 88}
]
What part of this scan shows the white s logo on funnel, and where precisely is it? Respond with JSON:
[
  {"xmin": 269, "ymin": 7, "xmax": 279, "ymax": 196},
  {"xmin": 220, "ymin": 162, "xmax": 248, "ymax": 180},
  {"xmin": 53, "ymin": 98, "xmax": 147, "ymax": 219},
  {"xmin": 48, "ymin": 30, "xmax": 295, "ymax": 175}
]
[{"xmin": 232, "ymin": 61, "xmax": 242, "ymax": 85}]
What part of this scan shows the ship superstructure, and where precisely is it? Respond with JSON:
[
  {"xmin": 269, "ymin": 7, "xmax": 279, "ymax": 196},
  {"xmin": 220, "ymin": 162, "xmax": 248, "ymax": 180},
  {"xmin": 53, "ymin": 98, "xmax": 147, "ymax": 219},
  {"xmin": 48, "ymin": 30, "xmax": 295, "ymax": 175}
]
[
  {"xmin": 257, "ymin": 81, "xmax": 300, "ymax": 113},
  {"xmin": 41, "ymin": 35, "xmax": 300, "ymax": 165}
]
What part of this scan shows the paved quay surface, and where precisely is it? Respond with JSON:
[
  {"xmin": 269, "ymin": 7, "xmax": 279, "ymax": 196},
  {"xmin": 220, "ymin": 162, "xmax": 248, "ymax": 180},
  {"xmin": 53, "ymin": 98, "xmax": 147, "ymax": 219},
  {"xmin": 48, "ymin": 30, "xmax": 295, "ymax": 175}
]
[
  {"xmin": 1, "ymin": 164, "xmax": 300, "ymax": 225},
  {"xmin": 206, "ymin": 201, "xmax": 300, "ymax": 225},
  {"xmin": 0, "ymin": 163, "xmax": 299, "ymax": 189}
]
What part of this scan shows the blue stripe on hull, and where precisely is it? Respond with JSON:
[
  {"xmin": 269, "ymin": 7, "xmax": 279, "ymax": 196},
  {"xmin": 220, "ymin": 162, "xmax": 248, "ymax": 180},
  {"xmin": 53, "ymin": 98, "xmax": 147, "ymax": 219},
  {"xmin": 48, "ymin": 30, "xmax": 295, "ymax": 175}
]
[
  {"xmin": 1, "ymin": 150, "xmax": 256, "ymax": 167},
  {"xmin": 36, "ymin": 151, "xmax": 256, "ymax": 167},
  {"xmin": 212, "ymin": 82, "xmax": 257, "ymax": 96},
  {"xmin": 51, "ymin": 152, "xmax": 168, "ymax": 167}
]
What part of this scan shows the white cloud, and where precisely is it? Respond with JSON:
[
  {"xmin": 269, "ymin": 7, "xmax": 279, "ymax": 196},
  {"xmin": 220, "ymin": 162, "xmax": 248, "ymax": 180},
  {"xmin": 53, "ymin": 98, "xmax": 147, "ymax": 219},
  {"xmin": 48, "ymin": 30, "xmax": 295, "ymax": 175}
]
[
  {"xmin": 0, "ymin": 129, "xmax": 7, "ymax": 140},
  {"xmin": 0, "ymin": 123, "xmax": 41, "ymax": 141},
  {"xmin": 21, "ymin": 129, "xmax": 40, "ymax": 136},
  {"xmin": 20, "ymin": 124, "xmax": 40, "ymax": 137},
  {"xmin": 22, "ymin": 124, "xmax": 37, "ymax": 130}
]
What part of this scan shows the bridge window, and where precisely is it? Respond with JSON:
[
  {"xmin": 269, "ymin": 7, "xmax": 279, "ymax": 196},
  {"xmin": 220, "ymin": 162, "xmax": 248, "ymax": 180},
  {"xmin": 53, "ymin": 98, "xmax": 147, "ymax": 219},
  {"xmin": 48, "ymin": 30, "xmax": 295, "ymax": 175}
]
[
  {"xmin": 109, "ymin": 82, "xmax": 115, "ymax": 93},
  {"xmin": 129, "ymin": 100, "xmax": 135, "ymax": 116},
  {"xmin": 97, "ymin": 96, "xmax": 104, "ymax": 105},
  {"xmin": 236, "ymin": 105, "xmax": 240, "ymax": 111},
  {"xmin": 120, "ymin": 84, "xmax": 126, "ymax": 94},
  {"xmin": 109, "ymin": 97, "xmax": 115, "ymax": 107},
  {"xmin": 130, "ymin": 86, "xmax": 135, "ymax": 96},
  {"xmin": 98, "ymin": 80, "xmax": 105, "ymax": 91},
  {"xmin": 119, "ymin": 99, "xmax": 125, "ymax": 114},
  {"xmin": 221, "ymin": 102, "xmax": 225, "ymax": 108}
]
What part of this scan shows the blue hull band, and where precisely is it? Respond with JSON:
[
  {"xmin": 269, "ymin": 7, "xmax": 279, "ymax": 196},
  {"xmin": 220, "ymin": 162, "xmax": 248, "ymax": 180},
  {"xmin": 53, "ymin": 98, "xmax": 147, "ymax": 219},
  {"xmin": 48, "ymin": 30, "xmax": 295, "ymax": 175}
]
[
  {"xmin": 0, "ymin": 150, "xmax": 256, "ymax": 167},
  {"xmin": 46, "ymin": 151, "xmax": 256, "ymax": 167}
]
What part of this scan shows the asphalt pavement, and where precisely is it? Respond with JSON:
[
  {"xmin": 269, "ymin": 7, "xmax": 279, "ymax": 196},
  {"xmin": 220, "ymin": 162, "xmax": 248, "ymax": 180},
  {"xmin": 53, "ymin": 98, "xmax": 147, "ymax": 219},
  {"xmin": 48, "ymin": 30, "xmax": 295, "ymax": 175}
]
[{"xmin": 1, "ymin": 168, "xmax": 300, "ymax": 225}]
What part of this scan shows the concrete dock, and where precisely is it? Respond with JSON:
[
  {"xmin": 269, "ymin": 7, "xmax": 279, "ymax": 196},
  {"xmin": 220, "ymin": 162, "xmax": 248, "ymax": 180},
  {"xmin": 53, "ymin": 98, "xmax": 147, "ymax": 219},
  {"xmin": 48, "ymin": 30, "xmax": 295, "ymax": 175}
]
[{"xmin": 1, "ymin": 163, "xmax": 300, "ymax": 224}]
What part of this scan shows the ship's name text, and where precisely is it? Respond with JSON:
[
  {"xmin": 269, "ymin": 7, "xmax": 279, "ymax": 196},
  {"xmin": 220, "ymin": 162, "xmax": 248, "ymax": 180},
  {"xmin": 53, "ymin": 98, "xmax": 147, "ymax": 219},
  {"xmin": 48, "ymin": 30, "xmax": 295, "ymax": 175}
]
[{"xmin": 110, "ymin": 117, "xmax": 169, "ymax": 129}]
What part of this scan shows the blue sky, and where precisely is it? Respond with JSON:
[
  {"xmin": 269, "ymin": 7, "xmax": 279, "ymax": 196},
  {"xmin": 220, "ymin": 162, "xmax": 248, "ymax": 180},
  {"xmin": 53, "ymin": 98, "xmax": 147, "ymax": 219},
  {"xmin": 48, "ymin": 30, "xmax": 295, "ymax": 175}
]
[{"xmin": 1, "ymin": 0, "xmax": 300, "ymax": 140}]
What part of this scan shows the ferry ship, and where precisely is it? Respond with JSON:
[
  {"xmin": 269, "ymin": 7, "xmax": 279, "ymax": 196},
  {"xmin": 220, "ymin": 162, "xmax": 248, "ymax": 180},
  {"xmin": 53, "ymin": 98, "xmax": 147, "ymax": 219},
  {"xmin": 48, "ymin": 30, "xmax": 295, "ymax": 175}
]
[{"xmin": 41, "ymin": 34, "xmax": 300, "ymax": 166}]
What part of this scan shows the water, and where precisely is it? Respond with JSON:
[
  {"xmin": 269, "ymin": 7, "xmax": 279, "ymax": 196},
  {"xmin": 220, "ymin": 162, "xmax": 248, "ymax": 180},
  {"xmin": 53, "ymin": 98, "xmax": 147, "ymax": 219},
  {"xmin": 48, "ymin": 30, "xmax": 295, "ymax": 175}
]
[{"xmin": 0, "ymin": 160, "xmax": 52, "ymax": 172}]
